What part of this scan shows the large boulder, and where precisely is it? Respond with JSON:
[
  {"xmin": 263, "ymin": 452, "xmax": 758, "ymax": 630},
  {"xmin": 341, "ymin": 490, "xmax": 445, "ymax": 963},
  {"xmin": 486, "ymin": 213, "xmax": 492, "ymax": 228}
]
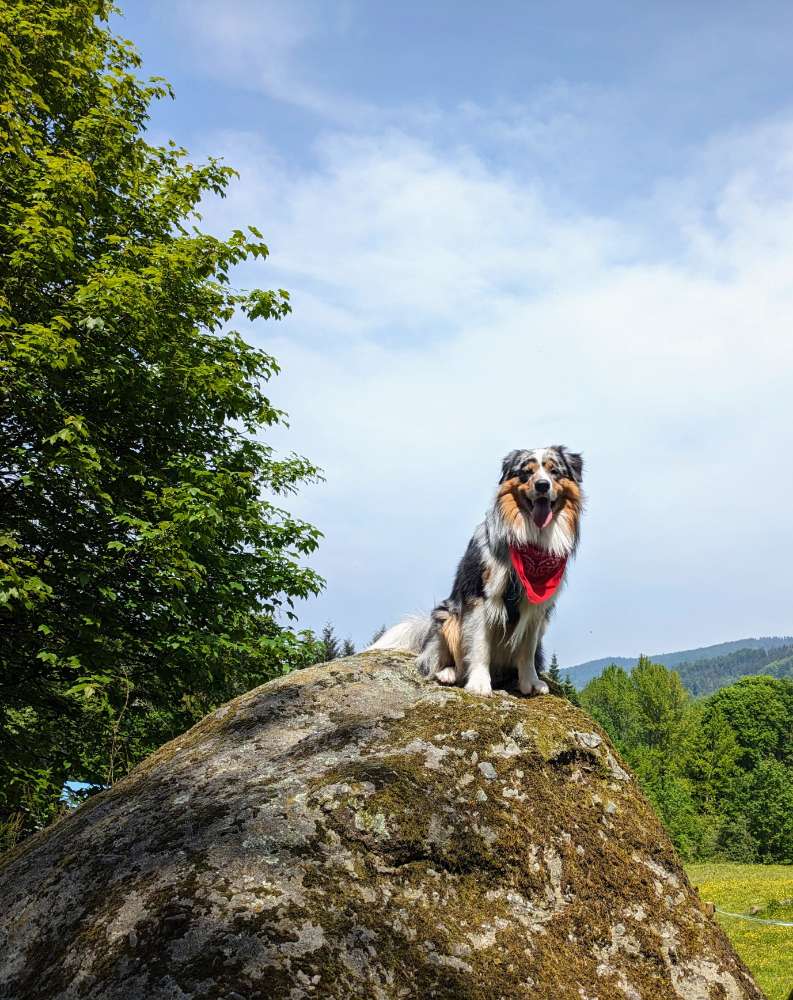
[{"xmin": 0, "ymin": 651, "xmax": 761, "ymax": 1000}]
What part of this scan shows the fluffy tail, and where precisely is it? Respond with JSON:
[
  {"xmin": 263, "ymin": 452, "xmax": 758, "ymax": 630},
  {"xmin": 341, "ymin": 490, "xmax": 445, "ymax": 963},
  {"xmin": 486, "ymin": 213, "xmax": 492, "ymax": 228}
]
[{"xmin": 368, "ymin": 614, "xmax": 432, "ymax": 653}]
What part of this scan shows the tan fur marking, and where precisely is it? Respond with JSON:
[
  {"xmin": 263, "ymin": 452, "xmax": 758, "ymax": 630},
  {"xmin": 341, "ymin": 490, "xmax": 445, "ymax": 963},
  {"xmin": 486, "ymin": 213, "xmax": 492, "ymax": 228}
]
[
  {"xmin": 440, "ymin": 615, "xmax": 462, "ymax": 670},
  {"xmin": 556, "ymin": 478, "xmax": 583, "ymax": 533},
  {"xmin": 497, "ymin": 481, "xmax": 525, "ymax": 528},
  {"xmin": 497, "ymin": 477, "xmax": 520, "ymax": 495}
]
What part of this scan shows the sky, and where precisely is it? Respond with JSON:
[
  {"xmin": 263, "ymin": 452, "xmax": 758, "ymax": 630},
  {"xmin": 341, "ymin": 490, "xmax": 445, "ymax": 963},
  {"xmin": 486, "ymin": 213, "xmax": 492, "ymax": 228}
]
[{"xmin": 117, "ymin": 1, "xmax": 793, "ymax": 665}]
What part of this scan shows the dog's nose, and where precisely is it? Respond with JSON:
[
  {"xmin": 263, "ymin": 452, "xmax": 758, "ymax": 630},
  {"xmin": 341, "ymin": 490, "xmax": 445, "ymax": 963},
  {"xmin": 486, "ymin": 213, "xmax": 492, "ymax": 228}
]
[{"xmin": 535, "ymin": 479, "xmax": 551, "ymax": 494}]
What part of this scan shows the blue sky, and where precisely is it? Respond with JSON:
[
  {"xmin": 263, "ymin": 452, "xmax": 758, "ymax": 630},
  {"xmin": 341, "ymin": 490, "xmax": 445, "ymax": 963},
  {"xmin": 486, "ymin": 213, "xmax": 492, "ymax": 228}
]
[{"xmin": 119, "ymin": 1, "xmax": 793, "ymax": 664}]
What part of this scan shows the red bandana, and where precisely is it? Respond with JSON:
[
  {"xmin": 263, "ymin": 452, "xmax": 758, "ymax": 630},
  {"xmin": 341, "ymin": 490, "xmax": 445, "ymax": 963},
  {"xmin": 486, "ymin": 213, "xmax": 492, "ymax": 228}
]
[{"xmin": 509, "ymin": 544, "xmax": 568, "ymax": 604}]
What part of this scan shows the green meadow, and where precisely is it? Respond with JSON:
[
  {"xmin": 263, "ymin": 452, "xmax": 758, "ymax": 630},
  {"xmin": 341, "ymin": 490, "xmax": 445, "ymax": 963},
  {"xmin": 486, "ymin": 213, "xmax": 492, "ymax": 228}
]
[{"xmin": 686, "ymin": 863, "xmax": 793, "ymax": 1000}]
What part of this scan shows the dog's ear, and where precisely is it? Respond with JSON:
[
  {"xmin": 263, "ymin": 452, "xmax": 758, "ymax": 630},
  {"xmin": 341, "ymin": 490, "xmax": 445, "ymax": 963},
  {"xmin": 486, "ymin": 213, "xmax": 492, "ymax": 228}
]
[
  {"xmin": 554, "ymin": 446, "xmax": 584, "ymax": 483},
  {"xmin": 499, "ymin": 449, "xmax": 524, "ymax": 483}
]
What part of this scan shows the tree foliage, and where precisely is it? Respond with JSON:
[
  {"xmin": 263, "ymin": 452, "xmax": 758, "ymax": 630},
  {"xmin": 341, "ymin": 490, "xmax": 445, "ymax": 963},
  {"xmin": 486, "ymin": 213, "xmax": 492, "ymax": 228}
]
[
  {"xmin": 674, "ymin": 642, "xmax": 793, "ymax": 695},
  {"xmin": 630, "ymin": 656, "xmax": 688, "ymax": 749},
  {"xmin": 580, "ymin": 663, "xmax": 793, "ymax": 863},
  {"xmin": 0, "ymin": 0, "xmax": 322, "ymax": 839},
  {"xmin": 318, "ymin": 623, "xmax": 340, "ymax": 662},
  {"xmin": 306, "ymin": 623, "xmax": 356, "ymax": 664},
  {"xmin": 578, "ymin": 664, "xmax": 638, "ymax": 746}
]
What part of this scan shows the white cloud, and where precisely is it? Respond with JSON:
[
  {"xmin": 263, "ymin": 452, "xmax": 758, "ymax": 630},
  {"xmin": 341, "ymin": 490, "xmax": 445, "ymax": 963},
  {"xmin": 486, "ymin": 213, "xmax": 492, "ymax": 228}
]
[{"xmin": 195, "ymin": 120, "xmax": 793, "ymax": 662}]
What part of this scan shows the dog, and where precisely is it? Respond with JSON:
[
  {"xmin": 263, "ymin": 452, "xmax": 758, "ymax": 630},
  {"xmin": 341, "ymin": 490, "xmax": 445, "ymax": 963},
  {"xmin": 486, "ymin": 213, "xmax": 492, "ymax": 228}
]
[{"xmin": 371, "ymin": 446, "xmax": 584, "ymax": 696}]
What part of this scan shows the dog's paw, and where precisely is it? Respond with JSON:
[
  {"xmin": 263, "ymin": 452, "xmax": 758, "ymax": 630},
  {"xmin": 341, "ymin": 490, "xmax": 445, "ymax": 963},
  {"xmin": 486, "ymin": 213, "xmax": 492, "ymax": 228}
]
[
  {"xmin": 464, "ymin": 676, "xmax": 493, "ymax": 697},
  {"xmin": 520, "ymin": 678, "xmax": 550, "ymax": 697},
  {"xmin": 435, "ymin": 667, "xmax": 457, "ymax": 685}
]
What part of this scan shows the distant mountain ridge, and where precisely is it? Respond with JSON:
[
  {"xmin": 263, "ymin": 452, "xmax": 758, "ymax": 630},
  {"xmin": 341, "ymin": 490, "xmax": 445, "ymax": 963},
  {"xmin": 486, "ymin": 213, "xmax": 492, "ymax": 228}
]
[
  {"xmin": 675, "ymin": 644, "xmax": 793, "ymax": 695},
  {"xmin": 562, "ymin": 635, "xmax": 793, "ymax": 691}
]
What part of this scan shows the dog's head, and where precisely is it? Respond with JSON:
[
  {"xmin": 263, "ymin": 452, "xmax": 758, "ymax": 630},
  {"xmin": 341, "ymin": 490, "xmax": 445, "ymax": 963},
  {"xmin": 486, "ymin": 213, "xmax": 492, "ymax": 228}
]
[{"xmin": 498, "ymin": 446, "xmax": 584, "ymax": 532}]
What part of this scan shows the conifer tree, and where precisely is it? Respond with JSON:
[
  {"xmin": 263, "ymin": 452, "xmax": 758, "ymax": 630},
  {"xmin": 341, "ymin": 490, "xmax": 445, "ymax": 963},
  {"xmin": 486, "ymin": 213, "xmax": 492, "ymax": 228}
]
[{"xmin": 320, "ymin": 624, "xmax": 340, "ymax": 662}]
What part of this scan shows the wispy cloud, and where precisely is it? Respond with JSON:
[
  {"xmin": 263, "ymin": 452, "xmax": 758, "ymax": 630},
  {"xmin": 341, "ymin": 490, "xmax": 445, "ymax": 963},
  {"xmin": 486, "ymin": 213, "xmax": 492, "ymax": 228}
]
[
  {"xmin": 176, "ymin": 0, "xmax": 375, "ymax": 123},
  {"xmin": 158, "ymin": 1, "xmax": 793, "ymax": 660}
]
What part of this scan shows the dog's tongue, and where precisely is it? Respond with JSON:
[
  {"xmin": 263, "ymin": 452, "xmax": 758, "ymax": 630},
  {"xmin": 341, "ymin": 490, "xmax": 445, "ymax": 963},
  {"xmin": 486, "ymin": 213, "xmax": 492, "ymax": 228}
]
[{"xmin": 532, "ymin": 497, "xmax": 553, "ymax": 529}]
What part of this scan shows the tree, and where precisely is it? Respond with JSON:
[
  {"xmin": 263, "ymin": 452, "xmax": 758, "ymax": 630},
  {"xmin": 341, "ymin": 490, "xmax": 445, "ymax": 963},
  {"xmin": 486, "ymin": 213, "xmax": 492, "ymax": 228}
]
[
  {"xmin": 681, "ymin": 703, "xmax": 741, "ymax": 817},
  {"xmin": 580, "ymin": 664, "xmax": 639, "ymax": 749},
  {"xmin": 581, "ymin": 660, "xmax": 705, "ymax": 859},
  {"xmin": 302, "ymin": 624, "xmax": 357, "ymax": 665},
  {"xmin": 546, "ymin": 652, "xmax": 579, "ymax": 703},
  {"xmin": 559, "ymin": 676, "xmax": 581, "ymax": 705},
  {"xmin": 743, "ymin": 759, "xmax": 793, "ymax": 862},
  {"xmin": 629, "ymin": 747, "xmax": 709, "ymax": 862},
  {"xmin": 713, "ymin": 814, "xmax": 757, "ymax": 864},
  {"xmin": 0, "ymin": 0, "xmax": 323, "ymax": 838},
  {"xmin": 370, "ymin": 625, "xmax": 386, "ymax": 644},
  {"xmin": 580, "ymin": 658, "xmax": 793, "ymax": 863},
  {"xmin": 630, "ymin": 657, "xmax": 688, "ymax": 750},
  {"xmin": 319, "ymin": 624, "xmax": 340, "ymax": 662},
  {"xmin": 704, "ymin": 675, "xmax": 793, "ymax": 769},
  {"xmin": 692, "ymin": 676, "xmax": 793, "ymax": 862}
]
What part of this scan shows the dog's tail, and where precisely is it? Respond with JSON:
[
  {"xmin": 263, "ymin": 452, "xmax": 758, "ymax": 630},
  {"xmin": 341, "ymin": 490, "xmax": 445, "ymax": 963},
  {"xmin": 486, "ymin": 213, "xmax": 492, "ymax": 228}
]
[{"xmin": 367, "ymin": 614, "xmax": 432, "ymax": 653}]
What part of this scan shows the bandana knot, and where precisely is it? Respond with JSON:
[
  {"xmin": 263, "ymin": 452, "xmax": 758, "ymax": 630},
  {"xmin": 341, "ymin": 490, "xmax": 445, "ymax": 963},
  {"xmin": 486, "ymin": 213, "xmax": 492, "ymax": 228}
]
[{"xmin": 509, "ymin": 544, "xmax": 568, "ymax": 604}]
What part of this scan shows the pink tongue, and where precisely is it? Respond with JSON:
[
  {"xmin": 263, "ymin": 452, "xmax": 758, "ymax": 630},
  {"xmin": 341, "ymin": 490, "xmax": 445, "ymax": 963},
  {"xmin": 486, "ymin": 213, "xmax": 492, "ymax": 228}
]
[{"xmin": 532, "ymin": 499, "xmax": 553, "ymax": 529}]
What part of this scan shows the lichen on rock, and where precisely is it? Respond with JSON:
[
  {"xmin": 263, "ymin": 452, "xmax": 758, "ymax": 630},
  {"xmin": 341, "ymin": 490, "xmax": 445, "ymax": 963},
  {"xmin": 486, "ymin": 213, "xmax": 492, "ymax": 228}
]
[{"xmin": 0, "ymin": 650, "xmax": 763, "ymax": 999}]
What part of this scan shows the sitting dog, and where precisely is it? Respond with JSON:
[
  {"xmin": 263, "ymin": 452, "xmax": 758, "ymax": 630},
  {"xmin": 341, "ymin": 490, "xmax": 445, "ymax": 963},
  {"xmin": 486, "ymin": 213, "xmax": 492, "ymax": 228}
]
[{"xmin": 371, "ymin": 446, "xmax": 584, "ymax": 696}]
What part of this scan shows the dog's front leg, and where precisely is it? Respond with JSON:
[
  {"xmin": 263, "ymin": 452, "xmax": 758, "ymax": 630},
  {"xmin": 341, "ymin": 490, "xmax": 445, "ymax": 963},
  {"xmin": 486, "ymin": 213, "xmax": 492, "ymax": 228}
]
[
  {"xmin": 460, "ymin": 600, "xmax": 492, "ymax": 696},
  {"xmin": 517, "ymin": 617, "xmax": 550, "ymax": 697}
]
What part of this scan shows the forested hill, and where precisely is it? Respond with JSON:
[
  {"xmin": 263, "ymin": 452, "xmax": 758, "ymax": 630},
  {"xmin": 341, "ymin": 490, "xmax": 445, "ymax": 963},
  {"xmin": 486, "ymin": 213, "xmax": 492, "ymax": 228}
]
[
  {"xmin": 563, "ymin": 635, "xmax": 793, "ymax": 691},
  {"xmin": 675, "ymin": 644, "xmax": 793, "ymax": 695}
]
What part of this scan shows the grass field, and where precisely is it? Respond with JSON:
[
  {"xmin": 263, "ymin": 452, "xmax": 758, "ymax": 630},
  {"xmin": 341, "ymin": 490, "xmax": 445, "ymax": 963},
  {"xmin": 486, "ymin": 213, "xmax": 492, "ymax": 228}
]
[{"xmin": 685, "ymin": 862, "xmax": 793, "ymax": 1000}]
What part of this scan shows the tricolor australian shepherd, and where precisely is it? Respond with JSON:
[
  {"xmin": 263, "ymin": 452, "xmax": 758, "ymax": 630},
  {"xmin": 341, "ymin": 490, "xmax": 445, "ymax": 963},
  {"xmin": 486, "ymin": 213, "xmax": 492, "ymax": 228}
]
[{"xmin": 371, "ymin": 446, "xmax": 584, "ymax": 696}]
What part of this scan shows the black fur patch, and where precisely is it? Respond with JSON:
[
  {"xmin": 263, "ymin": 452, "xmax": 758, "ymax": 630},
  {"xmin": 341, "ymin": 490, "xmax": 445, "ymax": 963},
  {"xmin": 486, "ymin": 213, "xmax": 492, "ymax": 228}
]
[
  {"xmin": 449, "ymin": 537, "xmax": 486, "ymax": 605},
  {"xmin": 503, "ymin": 570, "xmax": 523, "ymax": 628},
  {"xmin": 552, "ymin": 445, "xmax": 584, "ymax": 483},
  {"xmin": 499, "ymin": 449, "xmax": 529, "ymax": 484}
]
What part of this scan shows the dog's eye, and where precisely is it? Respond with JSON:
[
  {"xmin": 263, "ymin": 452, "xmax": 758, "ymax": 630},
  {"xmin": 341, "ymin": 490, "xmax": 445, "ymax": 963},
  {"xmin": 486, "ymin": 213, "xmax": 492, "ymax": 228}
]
[{"xmin": 518, "ymin": 469, "xmax": 530, "ymax": 483}]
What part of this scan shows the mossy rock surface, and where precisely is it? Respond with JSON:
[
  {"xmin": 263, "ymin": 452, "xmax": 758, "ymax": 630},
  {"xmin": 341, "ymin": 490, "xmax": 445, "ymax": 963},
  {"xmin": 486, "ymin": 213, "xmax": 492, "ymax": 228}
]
[{"xmin": 0, "ymin": 651, "xmax": 763, "ymax": 999}]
